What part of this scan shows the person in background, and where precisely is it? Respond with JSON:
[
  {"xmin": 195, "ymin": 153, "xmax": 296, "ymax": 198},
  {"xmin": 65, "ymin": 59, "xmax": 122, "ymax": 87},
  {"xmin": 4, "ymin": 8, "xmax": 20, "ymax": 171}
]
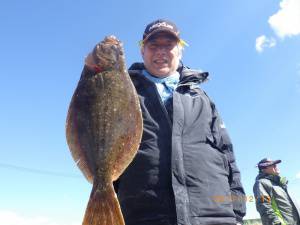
[
  {"xmin": 253, "ymin": 158, "xmax": 300, "ymax": 225},
  {"xmin": 84, "ymin": 19, "xmax": 246, "ymax": 225}
]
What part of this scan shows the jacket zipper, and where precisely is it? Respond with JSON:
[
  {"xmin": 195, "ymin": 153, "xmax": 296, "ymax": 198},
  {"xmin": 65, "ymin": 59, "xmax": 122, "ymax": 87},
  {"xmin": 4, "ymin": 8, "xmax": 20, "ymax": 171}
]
[{"xmin": 152, "ymin": 84, "xmax": 173, "ymax": 129}]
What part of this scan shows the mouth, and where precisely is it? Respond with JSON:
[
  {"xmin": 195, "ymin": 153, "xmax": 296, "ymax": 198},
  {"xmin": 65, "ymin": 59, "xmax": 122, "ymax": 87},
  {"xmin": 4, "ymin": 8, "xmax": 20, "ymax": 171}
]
[{"xmin": 153, "ymin": 59, "xmax": 168, "ymax": 65}]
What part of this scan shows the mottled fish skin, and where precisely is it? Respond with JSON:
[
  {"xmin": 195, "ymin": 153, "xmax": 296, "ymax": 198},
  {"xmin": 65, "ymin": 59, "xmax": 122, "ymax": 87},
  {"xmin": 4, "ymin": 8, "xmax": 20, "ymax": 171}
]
[{"xmin": 66, "ymin": 36, "xmax": 143, "ymax": 225}]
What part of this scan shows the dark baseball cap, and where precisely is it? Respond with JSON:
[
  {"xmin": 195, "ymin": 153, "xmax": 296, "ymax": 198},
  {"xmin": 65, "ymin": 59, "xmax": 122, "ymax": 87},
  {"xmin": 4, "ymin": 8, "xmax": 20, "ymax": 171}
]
[
  {"xmin": 141, "ymin": 19, "xmax": 188, "ymax": 46},
  {"xmin": 257, "ymin": 158, "xmax": 282, "ymax": 169}
]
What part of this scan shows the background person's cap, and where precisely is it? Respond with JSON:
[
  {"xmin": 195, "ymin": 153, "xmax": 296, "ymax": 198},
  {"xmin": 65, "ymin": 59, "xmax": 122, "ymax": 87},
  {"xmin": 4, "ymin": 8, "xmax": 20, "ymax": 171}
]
[
  {"xmin": 257, "ymin": 158, "xmax": 282, "ymax": 169},
  {"xmin": 142, "ymin": 19, "xmax": 183, "ymax": 44}
]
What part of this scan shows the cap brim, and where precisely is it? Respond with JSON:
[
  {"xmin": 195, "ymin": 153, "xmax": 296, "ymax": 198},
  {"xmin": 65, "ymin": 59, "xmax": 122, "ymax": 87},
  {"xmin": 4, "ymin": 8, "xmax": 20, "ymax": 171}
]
[
  {"xmin": 258, "ymin": 159, "xmax": 282, "ymax": 169},
  {"xmin": 272, "ymin": 159, "xmax": 282, "ymax": 165},
  {"xmin": 143, "ymin": 28, "xmax": 180, "ymax": 43}
]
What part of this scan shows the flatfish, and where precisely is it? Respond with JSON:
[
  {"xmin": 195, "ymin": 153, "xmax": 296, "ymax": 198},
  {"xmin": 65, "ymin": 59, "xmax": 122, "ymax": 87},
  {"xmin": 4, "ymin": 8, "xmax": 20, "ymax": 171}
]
[{"xmin": 66, "ymin": 36, "xmax": 143, "ymax": 225}]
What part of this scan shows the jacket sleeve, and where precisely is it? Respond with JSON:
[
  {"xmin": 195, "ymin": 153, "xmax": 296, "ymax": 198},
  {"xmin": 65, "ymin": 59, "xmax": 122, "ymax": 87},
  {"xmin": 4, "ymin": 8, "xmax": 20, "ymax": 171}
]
[
  {"xmin": 253, "ymin": 181, "xmax": 282, "ymax": 224},
  {"xmin": 209, "ymin": 99, "xmax": 246, "ymax": 223}
]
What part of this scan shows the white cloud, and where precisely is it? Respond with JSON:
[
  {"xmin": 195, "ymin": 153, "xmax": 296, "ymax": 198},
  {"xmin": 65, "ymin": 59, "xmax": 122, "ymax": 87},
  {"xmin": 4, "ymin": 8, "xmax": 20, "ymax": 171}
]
[
  {"xmin": 269, "ymin": 0, "xmax": 300, "ymax": 38},
  {"xmin": 255, "ymin": 0, "xmax": 300, "ymax": 52},
  {"xmin": 296, "ymin": 171, "xmax": 300, "ymax": 179},
  {"xmin": 0, "ymin": 210, "xmax": 80, "ymax": 225},
  {"xmin": 255, "ymin": 35, "xmax": 277, "ymax": 52}
]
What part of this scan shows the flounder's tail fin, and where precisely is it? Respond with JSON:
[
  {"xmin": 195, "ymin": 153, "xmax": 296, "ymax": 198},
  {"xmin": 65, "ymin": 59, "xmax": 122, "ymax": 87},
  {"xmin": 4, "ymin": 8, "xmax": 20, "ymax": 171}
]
[{"xmin": 82, "ymin": 183, "xmax": 125, "ymax": 225}]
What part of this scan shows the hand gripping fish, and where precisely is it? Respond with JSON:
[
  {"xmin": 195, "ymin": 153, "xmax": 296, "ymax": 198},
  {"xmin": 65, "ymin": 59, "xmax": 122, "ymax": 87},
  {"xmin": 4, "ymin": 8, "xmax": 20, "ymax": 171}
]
[{"xmin": 66, "ymin": 36, "xmax": 143, "ymax": 225}]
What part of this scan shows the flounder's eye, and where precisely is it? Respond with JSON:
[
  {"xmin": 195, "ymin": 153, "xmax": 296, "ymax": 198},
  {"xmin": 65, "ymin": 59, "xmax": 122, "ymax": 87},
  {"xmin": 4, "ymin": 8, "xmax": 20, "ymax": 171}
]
[
  {"xmin": 110, "ymin": 45, "xmax": 117, "ymax": 52},
  {"xmin": 110, "ymin": 44, "xmax": 123, "ymax": 56}
]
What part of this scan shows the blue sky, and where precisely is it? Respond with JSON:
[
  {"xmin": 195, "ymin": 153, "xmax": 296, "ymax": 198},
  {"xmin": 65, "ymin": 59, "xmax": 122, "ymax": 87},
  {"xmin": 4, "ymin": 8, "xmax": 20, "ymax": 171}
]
[{"xmin": 0, "ymin": 0, "xmax": 300, "ymax": 224}]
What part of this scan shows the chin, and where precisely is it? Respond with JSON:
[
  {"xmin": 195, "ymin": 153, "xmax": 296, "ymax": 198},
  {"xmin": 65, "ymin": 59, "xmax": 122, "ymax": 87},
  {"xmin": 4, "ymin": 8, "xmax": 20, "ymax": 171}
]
[{"xmin": 155, "ymin": 70, "xmax": 170, "ymax": 76}]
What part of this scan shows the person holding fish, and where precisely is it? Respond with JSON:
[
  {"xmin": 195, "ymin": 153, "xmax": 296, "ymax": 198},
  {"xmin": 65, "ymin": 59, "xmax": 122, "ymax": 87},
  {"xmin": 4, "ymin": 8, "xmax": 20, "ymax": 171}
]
[
  {"xmin": 114, "ymin": 19, "xmax": 246, "ymax": 225},
  {"xmin": 69, "ymin": 19, "xmax": 247, "ymax": 225}
]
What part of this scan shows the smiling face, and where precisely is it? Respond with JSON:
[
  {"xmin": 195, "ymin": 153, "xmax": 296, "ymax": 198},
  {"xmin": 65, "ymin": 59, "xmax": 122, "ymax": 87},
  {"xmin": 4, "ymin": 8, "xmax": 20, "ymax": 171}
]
[{"xmin": 141, "ymin": 32, "xmax": 182, "ymax": 77}]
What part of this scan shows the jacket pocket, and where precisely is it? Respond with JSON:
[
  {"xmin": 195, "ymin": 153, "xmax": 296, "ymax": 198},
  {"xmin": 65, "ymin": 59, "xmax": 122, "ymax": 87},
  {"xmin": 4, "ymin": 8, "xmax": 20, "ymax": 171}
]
[
  {"xmin": 188, "ymin": 183, "xmax": 235, "ymax": 218},
  {"xmin": 206, "ymin": 135, "xmax": 229, "ymax": 174}
]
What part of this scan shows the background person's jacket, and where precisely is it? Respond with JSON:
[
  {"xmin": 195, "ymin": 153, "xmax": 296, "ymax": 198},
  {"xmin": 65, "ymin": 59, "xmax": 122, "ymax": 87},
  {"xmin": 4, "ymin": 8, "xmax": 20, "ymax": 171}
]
[
  {"xmin": 253, "ymin": 172, "xmax": 300, "ymax": 225},
  {"xmin": 114, "ymin": 63, "xmax": 246, "ymax": 225}
]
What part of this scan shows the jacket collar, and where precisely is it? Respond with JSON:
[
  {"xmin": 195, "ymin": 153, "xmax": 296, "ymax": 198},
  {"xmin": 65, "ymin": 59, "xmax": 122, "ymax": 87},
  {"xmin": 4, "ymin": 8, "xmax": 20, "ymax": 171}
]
[
  {"xmin": 128, "ymin": 62, "xmax": 209, "ymax": 86},
  {"xmin": 256, "ymin": 172, "xmax": 288, "ymax": 187}
]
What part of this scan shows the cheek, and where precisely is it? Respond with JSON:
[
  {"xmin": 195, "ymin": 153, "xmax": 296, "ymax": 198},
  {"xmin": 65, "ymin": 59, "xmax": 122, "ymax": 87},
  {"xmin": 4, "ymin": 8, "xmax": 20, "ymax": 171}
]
[
  {"xmin": 171, "ymin": 49, "xmax": 181, "ymax": 60},
  {"xmin": 169, "ymin": 52, "xmax": 181, "ymax": 66},
  {"xmin": 142, "ymin": 50, "xmax": 152, "ymax": 61}
]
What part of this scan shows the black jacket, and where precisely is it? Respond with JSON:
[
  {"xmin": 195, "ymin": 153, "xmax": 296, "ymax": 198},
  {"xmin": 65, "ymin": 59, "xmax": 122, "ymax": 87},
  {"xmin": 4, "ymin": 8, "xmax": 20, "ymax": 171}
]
[{"xmin": 115, "ymin": 63, "xmax": 246, "ymax": 225}]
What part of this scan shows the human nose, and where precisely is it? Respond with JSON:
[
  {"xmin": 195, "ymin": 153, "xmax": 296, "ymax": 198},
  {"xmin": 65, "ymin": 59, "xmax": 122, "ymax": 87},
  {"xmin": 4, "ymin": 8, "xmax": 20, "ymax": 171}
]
[{"xmin": 155, "ymin": 45, "xmax": 169, "ymax": 54}]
